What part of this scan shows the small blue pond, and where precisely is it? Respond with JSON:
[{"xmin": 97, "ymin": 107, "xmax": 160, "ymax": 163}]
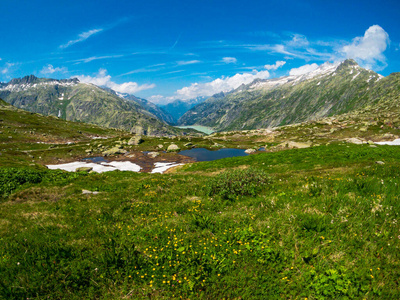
[
  {"xmin": 82, "ymin": 156, "xmax": 108, "ymax": 163},
  {"xmin": 178, "ymin": 148, "xmax": 249, "ymax": 162}
]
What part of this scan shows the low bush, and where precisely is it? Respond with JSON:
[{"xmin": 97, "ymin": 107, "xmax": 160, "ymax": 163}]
[
  {"xmin": 205, "ymin": 168, "xmax": 270, "ymax": 200},
  {"xmin": 0, "ymin": 168, "xmax": 44, "ymax": 200}
]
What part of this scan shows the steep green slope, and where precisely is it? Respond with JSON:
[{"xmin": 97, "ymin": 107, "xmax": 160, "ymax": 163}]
[
  {"xmin": 0, "ymin": 76, "xmax": 185, "ymax": 136},
  {"xmin": 0, "ymin": 97, "xmax": 121, "ymax": 143},
  {"xmin": 179, "ymin": 60, "xmax": 396, "ymax": 131}
]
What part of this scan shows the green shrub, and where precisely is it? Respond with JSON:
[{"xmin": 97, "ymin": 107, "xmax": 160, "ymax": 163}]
[
  {"xmin": 205, "ymin": 168, "xmax": 270, "ymax": 200},
  {"xmin": 0, "ymin": 168, "xmax": 44, "ymax": 199}
]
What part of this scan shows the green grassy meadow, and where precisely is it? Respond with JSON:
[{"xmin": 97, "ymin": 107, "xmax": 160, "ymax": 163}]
[{"xmin": 1, "ymin": 143, "xmax": 399, "ymax": 299}]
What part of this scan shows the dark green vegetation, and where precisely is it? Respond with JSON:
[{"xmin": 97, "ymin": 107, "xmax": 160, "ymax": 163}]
[
  {"xmin": 1, "ymin": 142, "xmax": 400, "ymax": 299},
  {"xmin": 179, "ymin": 60, "xmax": 400, "ymax": 132},
  {"xmin": 0, "ymin": 76, "xmax": 190, "ymax": 136}
]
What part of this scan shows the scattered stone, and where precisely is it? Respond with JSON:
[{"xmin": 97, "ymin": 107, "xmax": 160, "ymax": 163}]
[
  {"xmin": 85, "ymin": 149, "xmax": 92, "ymax": 153},
  {"xmin": 276, "ymin": 141, "xmax": 312, "ymax": 149},
  {"xmin": 359, "ymin": 127, "xmax": 368, "ymax": 132},
  {"xmin": 128, "ymin": 136, "xmax": 143, "ymax": 145},
  {"xmin": 167, "ymin": 144, "xmax": 181, "ymax": 152},
  {"xmin": 369, "ymin": 145, "xmax": 377, "ymax": 148},
  {"xmin": 158, "ymin": 144, "xmax": 164, "ymax": 149},
  {"xmin": 184, "ymin": 142, "xmax": 193, "ymax": 147},
  {"xmin": 376, "ymin": 161, "xmax": 385, "ymax": 165},
  {"xmin": 245, "ymin": 148, "xmax": 256, "ymax": 154},
  {"xmin": 147, "ymin": 152, "xmax": 160, "ymax": 158},
  {"xmin": 102, "ymin": 147, "xmax": 128, "ymax": 156},
  {"xmin": 367, "ymin": 140, "xmax": 375, "ymax": 145},
  {"xmin": 76, "ymin": 167, "xmax": 93, "ymax": 172},
  {"xmin": 345, "ymin": 138, "xmax": 363, "ymax": 145},
  {"xmin": 82, "ymin": 189, "xmax": 100, "ymax": 195}
]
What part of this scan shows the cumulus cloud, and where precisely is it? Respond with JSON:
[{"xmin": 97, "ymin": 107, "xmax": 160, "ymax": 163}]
[
  {"xmin": 289, "ymin": 63, "xmax": 319, "ymax": 76},
  {"xmin": 74, "ymin": 69, "xmax": 155, "ymax": 94},
  {"xmin": 41, "ymin": 64, "xmax": 67, "ymax": 75},
  {"xmin": 147, "ymin": 69, "xmax": 271, "ymax": 104},
  {"xmin": 60, "ymin": 28, "xmax": 103, "ymax": 49},
  {"xmin": 264, "ymin": 60, "xmax": 286, "ymax": 70},
  {"xmin": 340, "ymin": 25, "xmax": 389, "ymax": 69},
  {"xmin": 222, "ymin": 57, "xmax": 237, "ymax": 64}
]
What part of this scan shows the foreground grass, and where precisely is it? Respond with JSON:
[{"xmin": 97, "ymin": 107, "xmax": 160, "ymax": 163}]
[{"xmin": 1, "ymin": 143, "xmax": 399, "ymax": 299}]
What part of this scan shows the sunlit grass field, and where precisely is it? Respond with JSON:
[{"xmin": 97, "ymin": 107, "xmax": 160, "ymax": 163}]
[{"xmin": 1, "ymin": 143, "xmax": 399, "ymax": 299}]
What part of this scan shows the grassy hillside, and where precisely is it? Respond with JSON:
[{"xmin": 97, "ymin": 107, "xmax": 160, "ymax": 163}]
[
  {"xmin": 1, "ymin": 143, "xmax": 399, "ymax": 299},
  {"xmin": 1, "ymin": 95, "xmax": 400, "ymax": 298}
]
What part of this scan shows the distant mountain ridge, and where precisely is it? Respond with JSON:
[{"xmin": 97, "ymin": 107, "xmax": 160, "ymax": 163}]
[
  {"xmin": 160, "ymin": 96, "xmax": 208, "ymax": 124},
  {"xmin": 178, "ymin": 59, "xmax": 397, "ymax": 131},
  {"xmin": 0, "ymin": 75, "xmax": 186, "ymax": 136}
]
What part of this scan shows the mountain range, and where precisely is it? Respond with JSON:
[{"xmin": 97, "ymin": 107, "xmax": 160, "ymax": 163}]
[
  {"xmin": 178, "ymin": 59, "xmax": 400, "ymax": 131},
  {"xmin": 0, "ymin": 75, "xmax": 186, "ymax": 136},
  {"xmin": 1, "ymin": 59, "xmax": 400, "ymax": 136}
]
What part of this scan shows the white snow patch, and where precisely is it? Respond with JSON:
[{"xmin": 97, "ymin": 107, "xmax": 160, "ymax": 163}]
[
  {"xmin": 47, "ymin": 161, "xmax": 141, "ymax": 173},
  {"xmin": 101, "ymin": 161, "xmax": 141, "ymax": 172},
  {"xmin": 0, "ymin": 81, "xmax": 77, "ymax": 93},
  {"xmin": 376, "ymin": 139, "xmax": 400, "ymax": 145},
  {"xmin": 151, "ymin": 162, "xmax": 184, "ymax": 174},
  {"xmin": 352, "ymin": 72, "xmax": 360, "ymax": 81}
]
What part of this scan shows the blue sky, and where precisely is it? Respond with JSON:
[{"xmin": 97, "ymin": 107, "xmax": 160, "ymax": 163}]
[{"xmin": 0, "ymin": 0, "xmax": 399, "ymax": 104}]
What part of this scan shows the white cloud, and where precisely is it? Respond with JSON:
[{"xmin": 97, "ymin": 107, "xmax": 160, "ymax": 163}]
[
  {"xmin": 286, "ymin": 34, "xmax": 309, "ymax": 48},
  {"xmin": 264, "ymin": 60, "xmax": 286, "ymax": 70},
  {"xmin": 74, "ymin": 69, "xmax": 155, "ymax": 94},
  {"xmin": 72, "ymin": 55, "xmax": 124, "ymax": 64},
  {"xmin": 148, "ymin": 94, "xmax": 175, "ymax": 105},
  {"xmin": 41, "ymin": 64, "xmax": 68, "ymax": 75},
  {"xmin": 222, "ymin": 57, "xmax": 237, "ymax": 64},
  {"xmin": 60, "ymin": 28, "xmax": 103, "ymax": 49},
  {"xmin": 1, "ymin": 62, "xmax": 15, "ymax": 75},
  {"xmin": 176, "ymin": 60, "xmax": 201, "ymax": 66},
  {"xmin": 289, "ymin": 63, "xmax": 319, "ymax": 76},
  {"xmin": 173, "ymin": 69, "xmax": 270, "ymax": 101},
  {"xmin": 340, "ymin": 25, "xmax": 389, "ymax": 69}
]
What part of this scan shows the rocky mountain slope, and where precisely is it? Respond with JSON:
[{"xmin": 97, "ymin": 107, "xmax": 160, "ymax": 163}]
[
  {"xmin": 160, "ymin": 96, "xmax": 208, "ymax": 124},
  {"xmin": 124, "ymin": 94, "xmax": 175, "ymax": 125},
  {"xmin": 0, "ymin": 76, "xmax": 185, "ymax": 136},
  {"xmin": 179, "ymin": 59, "xmax": 398, "ymax": 131}
]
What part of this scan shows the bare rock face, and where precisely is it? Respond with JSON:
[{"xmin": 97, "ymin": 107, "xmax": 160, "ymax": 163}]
[{"xmin": 128, "ymin": 136, "xmax": 143, "ymax": 145}]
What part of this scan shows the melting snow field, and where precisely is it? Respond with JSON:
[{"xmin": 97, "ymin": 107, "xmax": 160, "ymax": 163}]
[
  {"xmin": 375, "ymin": 139, "xmax": 400, "ymax": 146},
  {"xmin": 47, "ymin": 161, "xmax": 141, "ymax": 173},
  {"xmin": 47, "ymin": 161, "xmax": 184, "ymax": 174},
  {"xmin": 151, "ymin": 162, "xmax": 184, "ymax": 174}
]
